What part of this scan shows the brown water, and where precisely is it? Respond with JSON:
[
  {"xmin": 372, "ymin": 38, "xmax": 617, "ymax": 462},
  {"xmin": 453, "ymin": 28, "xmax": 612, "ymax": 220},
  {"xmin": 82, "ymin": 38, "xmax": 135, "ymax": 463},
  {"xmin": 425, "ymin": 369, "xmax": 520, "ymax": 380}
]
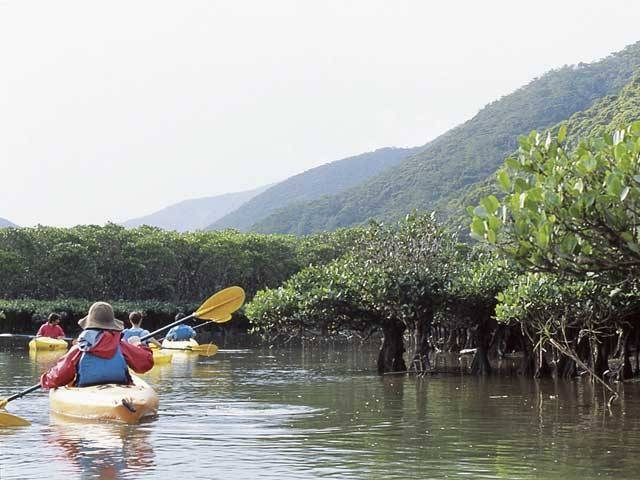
[{"xmin": 1, "ymin": 342, "xmax": 640, "ymax": 479}]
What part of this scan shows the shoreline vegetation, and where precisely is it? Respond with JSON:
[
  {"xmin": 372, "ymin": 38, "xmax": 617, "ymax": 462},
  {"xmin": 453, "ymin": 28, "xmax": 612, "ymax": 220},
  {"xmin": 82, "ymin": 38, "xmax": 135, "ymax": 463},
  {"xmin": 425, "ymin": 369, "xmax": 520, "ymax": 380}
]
[{"xmin": 2, "ymin": 123, "xmax": 640, "ymax": 402}]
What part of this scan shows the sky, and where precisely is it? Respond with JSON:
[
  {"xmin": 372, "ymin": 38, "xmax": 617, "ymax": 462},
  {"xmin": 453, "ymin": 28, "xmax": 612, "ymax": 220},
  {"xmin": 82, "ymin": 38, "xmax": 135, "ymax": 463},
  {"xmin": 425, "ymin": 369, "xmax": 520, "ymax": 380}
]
[{"xmin": 2, "ymin": 1, "xmax": 640, "ymax": 227}]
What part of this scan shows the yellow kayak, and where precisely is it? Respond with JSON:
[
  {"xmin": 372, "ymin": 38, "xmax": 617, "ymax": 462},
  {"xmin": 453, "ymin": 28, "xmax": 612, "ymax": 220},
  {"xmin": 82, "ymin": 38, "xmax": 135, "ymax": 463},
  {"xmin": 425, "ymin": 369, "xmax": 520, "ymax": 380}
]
[
  {"xmin": 28, "ymin": 337, "xmax": 68, "ymax": 351},
  {"xmin": 152, "ymin": 348, "xmax": 173, "ymax": 365},
  {"xmin": 49, "ymin": 375, "xmax": 159, "ymax": 424},
  {"xmin": 29, "ymin": 349, "xmax": 67, "ymax": 370},
  {"xmin": 161, "ymin": 338, "xmax": 199, "ymax": 350}
]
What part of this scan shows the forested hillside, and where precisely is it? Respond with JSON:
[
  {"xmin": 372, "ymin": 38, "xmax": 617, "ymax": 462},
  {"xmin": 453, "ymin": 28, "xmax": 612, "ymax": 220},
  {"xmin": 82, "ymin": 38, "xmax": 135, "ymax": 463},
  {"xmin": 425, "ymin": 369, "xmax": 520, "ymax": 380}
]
[
  {"xmin": 252, "ymin": 41, "xmax": 640, "ymax": 234},
  {"xmin": 440, "ymin": 74, "xmax": 640, "ymax": 232},
  {"xmin": 0, "ymin": 217, "xmax": 17, "ymax": 228},
  {"xmin": 122, "ymin": 184, "xmax": 269, "ymax": 231},
  {"xmin": 208, "ymin": 147, "xmax": 420, "ymax": 231}
]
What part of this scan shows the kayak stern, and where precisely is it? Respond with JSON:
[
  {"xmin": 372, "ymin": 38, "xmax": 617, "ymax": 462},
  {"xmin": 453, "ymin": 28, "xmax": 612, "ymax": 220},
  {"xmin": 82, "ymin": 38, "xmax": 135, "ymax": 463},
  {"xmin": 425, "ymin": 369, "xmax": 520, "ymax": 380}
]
[{"xmin": 49, "ymin": 376, "xmax": 159, "ymax": 424}]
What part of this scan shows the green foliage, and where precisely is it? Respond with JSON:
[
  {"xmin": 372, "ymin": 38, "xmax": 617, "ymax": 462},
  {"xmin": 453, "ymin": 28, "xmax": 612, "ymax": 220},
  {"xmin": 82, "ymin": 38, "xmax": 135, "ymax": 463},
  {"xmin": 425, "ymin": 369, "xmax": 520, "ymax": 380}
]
[
  {"xmin": 246, "ymin": 213, "xmax": 459, "ymax": 339},
  {"xmin": 494, "ymin": 273, "xmax": 599, "ymax": 330},
  {"xmin": 492, "ymin": 272, "xmax": 640, "ymax": 357},
  {"xmin": 471, "ymin": 120, "xmax": 640, "ymax": 282},
  {"xmin": 447, "ymin": 248, "xmax": 516, "ymax": 309},
  {"xmin": 0, "ymin": 297, "xmax": 198, "ymax": 329},
  {"xmin": 0, "ymin": 224, "xmax": 352, "ymax": 302},
  {"xmin": 469, "ymin": 108, "xmax": 640, "ymax": 371}
]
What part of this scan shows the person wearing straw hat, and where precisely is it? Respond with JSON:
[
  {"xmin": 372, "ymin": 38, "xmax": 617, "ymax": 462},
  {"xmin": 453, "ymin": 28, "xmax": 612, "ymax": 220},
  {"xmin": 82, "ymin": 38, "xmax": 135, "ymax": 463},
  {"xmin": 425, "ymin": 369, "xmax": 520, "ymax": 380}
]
[{"xmin": 40, "ymin": 302, "xmax": 154, "ymax": 389}]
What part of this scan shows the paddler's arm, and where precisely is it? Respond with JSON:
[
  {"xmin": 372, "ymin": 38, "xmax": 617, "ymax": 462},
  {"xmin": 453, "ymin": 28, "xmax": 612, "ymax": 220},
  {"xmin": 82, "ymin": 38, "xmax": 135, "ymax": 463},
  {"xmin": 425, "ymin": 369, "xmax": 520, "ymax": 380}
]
[
  {"xmin": 120, "ymin": 341, "xmax": 154, "ymax": 374},
  {"xmin": 40, "ymin": 347, "xmax": 81, "ymax": 389}
]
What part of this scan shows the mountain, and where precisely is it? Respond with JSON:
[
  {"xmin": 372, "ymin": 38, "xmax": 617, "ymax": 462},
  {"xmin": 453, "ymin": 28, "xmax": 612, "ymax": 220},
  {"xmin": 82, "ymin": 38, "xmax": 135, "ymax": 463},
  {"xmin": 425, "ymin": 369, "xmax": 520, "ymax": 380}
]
[
  {"xmin": 122, "ymin": 185, "xmax": 270, "ymax": 231},
  {"xmin": 0, "ymin": 217, "xmax": 17, "ymax": 228},
  {"xmin": 251, "ymin": 41, "xmax": 640, "ymax": 235},
  {"xmin": 208, "ymin": 147, "xmax": 420, "ymax": 232},
  {"xmin": 441, "ymin": 73, "xmax": 640, "ymax": 233}
]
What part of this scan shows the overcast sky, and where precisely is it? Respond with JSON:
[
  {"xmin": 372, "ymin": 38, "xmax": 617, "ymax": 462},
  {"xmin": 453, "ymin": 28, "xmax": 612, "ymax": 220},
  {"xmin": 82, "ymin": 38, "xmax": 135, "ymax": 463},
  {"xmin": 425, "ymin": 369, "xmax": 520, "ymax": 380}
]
[{"xmin": 2, "ymin": 1, "xmax": 640, "ymax": 226}]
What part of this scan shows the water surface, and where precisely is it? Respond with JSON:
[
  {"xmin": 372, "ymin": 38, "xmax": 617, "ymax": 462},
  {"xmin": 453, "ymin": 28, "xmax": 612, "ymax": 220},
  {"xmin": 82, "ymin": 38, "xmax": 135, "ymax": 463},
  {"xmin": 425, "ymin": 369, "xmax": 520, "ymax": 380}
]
[{"xmin": 1, "ymin": 342, "xmax": 639, "ymax": 479}]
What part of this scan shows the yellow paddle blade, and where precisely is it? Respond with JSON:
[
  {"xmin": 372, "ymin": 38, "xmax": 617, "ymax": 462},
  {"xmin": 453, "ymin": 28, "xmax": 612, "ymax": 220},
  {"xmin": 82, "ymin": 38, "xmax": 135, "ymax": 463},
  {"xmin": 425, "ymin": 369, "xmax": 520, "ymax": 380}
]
[
  {"xmin": 196, "ymin": 315, "xmax": 232, "ymax": 329},
  {"xmin": 189, "ymin": 343, "xmax": 219, "ymax": 356},
  {"xmin": 0, "ymin": 410, "xmax": 31, "ymax": 427},
  {"xmin": 194, "ymin": 286, "xmax": 245, "ymax": 322},
  {"xmin": 0, "ymin": 398, "xmax": 7, "ymax": 409}
]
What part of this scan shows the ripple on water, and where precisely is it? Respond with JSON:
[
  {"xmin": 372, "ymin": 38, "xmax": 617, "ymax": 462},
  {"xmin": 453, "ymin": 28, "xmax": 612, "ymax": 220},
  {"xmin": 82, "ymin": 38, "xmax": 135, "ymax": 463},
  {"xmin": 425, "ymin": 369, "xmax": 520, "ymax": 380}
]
[{"xmin": 3, "ymin": 345, "xmax": 640, "ymax": 479}]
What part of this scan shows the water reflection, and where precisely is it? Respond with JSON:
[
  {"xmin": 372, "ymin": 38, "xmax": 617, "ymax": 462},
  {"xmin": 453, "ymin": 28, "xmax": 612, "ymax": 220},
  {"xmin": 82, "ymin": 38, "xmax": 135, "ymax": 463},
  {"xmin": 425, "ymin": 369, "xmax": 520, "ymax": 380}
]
[
  {"xmin": 28, "ymin": 349, "xmax": 66, "ymax": 373},
  {"xmin": 47, "ymin": 414, "xmax": 156, "ymax": 478},
  {"xmin": 2, "ymin": 343, "xmax": 640, "ymax": 479}
]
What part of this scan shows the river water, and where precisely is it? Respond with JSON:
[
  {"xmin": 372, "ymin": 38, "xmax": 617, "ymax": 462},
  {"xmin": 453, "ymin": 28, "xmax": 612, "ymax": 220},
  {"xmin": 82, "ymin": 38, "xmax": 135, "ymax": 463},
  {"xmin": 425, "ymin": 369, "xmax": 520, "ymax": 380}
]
[{"xmin": 1, "ymin": 342, "xmax": 640, "ymax": 479}]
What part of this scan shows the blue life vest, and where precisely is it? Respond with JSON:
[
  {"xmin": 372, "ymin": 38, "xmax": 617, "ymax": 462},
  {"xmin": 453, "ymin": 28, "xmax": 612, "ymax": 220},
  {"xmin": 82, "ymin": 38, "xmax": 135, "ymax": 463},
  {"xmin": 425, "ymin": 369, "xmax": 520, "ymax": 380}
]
[
  {"xmin": 76, "ymin": 331, "xmax": 130, "ymax": 387},
  {"xmin": 122, "ymin": 326, "xmax": 150, "ymax": 344},
  {"xmin": 165, "ymin": 324, "xmax": 196, "ymax": 341}
]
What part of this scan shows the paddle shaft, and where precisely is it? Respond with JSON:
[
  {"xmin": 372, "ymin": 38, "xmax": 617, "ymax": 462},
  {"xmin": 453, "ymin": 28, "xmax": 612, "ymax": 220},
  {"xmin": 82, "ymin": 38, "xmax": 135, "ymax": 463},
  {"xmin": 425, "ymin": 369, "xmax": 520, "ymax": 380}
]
[
  {"xmin": 6, "ymin": 384, "xmax": 41, "ymax": 403},
  {"xmin": 140, "ymin": 312, "xmax": 195, "ymax": 343}
]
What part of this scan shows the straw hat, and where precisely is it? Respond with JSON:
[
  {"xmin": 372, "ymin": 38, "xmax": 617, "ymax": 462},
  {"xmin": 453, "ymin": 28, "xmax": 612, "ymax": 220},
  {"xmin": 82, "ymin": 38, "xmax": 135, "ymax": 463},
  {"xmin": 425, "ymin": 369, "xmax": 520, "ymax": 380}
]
[{"xmin": 78, "ymin": 302, "xmax": 124, "ymax": 331}]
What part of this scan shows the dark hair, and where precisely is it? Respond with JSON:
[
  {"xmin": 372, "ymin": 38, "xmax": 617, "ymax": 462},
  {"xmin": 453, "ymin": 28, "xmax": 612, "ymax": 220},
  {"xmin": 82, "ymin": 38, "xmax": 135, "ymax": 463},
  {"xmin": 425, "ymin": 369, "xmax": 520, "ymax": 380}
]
[
  {"xmin": 174, "ymin": 312, "xmax": 185, "ymax": 321},
  {"xmin": 48, "ymin": 313, "xmax": 61, "ymax": 323},
  {"xmin": 129, "ymin": 311, "xmax": 143, "ymax": 324}
]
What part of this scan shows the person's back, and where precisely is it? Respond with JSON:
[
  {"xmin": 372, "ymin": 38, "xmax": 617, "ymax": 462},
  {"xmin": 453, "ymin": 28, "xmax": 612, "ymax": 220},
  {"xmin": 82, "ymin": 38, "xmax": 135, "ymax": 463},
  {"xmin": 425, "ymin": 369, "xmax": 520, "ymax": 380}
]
[
  {"xmin": 165, "ymin": 323, "xmax": 196, "ymax": 341},
  {"xmin": 122, "ymin": 326, "xmax": 147, "ymax": 342},
  {"xmin": 122, "ymin": 311, "xmax": 161, "ymax": 347},
  {"xmin": 40, "ymin": 302, "xmax": 154, "ymax": 389},
  {"xmin": 37, "ymin": 313, "xmax": 65, "ymax": 338},
  {"xmin": 75, "ymin": 328, "xmax": 129, "ymax": 387}
]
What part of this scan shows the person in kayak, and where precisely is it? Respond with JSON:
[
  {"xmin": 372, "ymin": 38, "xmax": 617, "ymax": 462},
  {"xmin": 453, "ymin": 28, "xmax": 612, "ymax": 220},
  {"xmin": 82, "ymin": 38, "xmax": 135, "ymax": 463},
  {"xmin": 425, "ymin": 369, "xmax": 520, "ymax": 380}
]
[
  {"xmin": 164, "ymin": 312, "xmax": 197, "ymax": 341},
  {"xmin": 40, "ymin": 302, "xmax": 154, "ymax": 389},
  {"xmin": 122, "ymin": 311, "xmax": 162, "ymax": 347},
  {"xmin": 36, "ymin": 313, "xmax": 66, "ymax": 339}
]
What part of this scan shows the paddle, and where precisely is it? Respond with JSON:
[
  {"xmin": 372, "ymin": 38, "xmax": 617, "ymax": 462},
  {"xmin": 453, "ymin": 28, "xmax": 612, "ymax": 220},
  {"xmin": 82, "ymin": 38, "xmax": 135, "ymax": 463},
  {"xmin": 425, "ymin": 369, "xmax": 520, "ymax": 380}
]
[
  {"xmin": 0, "ymin": 384, "xmax": 41, "ymax": 425},
  {"xmin": 0, "ymin": 286, "xmax": 245, "ymax": 426},
  {"xmin": 140, "ymin": 287, "xmax": 244, "ymax": 343},
  {"xmin": 146, "ymin": 290, "xmax": 239, "ymax": 357},
  {"xmin": 0, "ymin": 333, "xmax": 75, "ymax": 342},
  {"xmin": 0, "ymin": 410, "xmax": 31, "ymax": 427}
]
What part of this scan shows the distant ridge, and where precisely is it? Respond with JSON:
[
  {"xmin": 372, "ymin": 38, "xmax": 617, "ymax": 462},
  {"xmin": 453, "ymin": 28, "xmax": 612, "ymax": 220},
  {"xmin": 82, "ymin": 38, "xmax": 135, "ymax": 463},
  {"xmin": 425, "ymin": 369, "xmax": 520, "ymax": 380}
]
[
  {"xmin": 122, "ymin": 184, "xmax": 270, "ymax": 231},
  {"xmin": 208, "ymin": 147, "xmax": 420, "ymax": 231},
  {"xmin": 251, "ymin": 41, "xmax": 640, "ymax": 234},
  {"xmin": 0, "ymin": 217, "xmax": 17, "ymax": 228}
]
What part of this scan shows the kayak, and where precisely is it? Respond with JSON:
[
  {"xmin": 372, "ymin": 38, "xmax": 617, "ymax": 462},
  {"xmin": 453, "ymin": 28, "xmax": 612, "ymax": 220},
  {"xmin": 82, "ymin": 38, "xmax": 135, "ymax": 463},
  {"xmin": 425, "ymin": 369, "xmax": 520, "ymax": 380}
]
[
  {"xmin": 28, "ymin": 337, "xmax": 68, "ymax": 351},
  {"xmin": 29, "ymin": 348, "xmax": 67, "ymax": 369},
  {"xmin": 161, "ymin": 338, "xmax": 199, "ymax": 350},
  {"xmin": 49, "ymin": 375, "xmax": 159, "ymax": 424},
  {"xmin": 152, "ymin": 348, "xmax": 173, "ymax": 365}
]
